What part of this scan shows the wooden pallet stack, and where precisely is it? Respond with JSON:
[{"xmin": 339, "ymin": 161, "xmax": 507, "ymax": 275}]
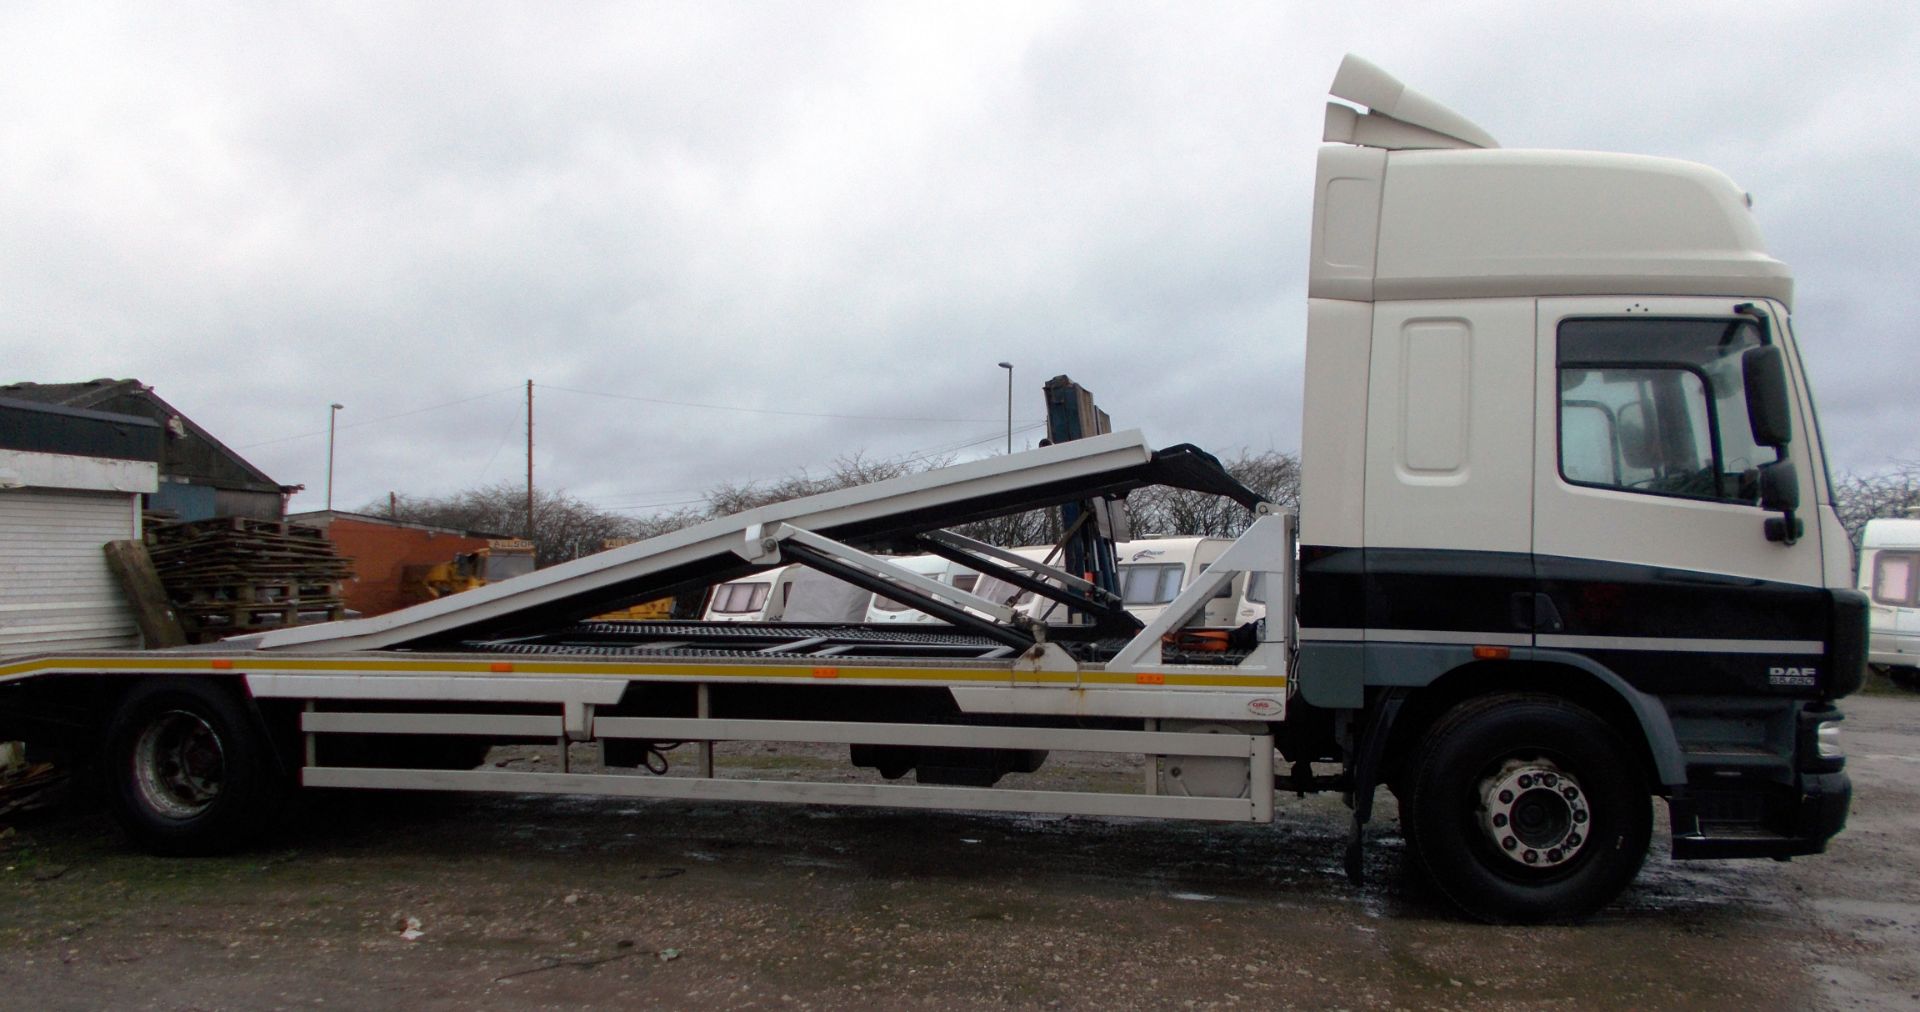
[{"xmin": 145, "ymin": 517, "xmax": 354, "ymax": 642}]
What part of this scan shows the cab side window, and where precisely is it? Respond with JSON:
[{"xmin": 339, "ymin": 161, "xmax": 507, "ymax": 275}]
[{"xmin": 1557, "ymin": 318, "xmax": 1780, "ymax": 504}]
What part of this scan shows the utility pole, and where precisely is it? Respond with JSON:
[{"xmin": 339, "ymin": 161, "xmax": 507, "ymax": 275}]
[
  {"xmin": 525, "ymin": 380, "xmax": 535, "ymax": 541},
  {"xmin": 326, "ymin": 403, "xmax": 344, "ymax": 510},
  {"xmin": 997, "ymin": 362, "xmax": 1013, "ymax": 454}
]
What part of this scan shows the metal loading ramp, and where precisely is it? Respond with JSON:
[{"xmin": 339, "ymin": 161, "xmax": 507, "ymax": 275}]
[{"xmin": 246, "ymin": 431, "xmax": 1264, "ymax": 654}]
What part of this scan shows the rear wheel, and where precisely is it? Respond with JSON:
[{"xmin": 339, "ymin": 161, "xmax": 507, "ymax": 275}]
[
  {"xmin": 1403, "ymin": 693, "xmax": 1650, "ymax": 923},
  {"xmin": 102, "ymin": 679, "xmax": 289, "ymax": 855}
]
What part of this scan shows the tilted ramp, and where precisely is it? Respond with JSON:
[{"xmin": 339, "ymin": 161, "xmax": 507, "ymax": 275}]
[{"xmin": 247, "ymin": 431, "xmax": 1263, "ymax": 653}]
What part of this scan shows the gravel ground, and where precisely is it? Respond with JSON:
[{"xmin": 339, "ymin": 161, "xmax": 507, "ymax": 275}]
[{"xmin": 1, "ymin": 680, "xmax": 1915, "ymax": 1010}]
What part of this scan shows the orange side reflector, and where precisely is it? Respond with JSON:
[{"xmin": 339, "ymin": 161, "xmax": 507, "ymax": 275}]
[
  {"xmin": 1136, "ymin": 673, "xmax": 1166, "ymax": 685},
  {"xmin": 490, "ymin": 662, "xmax": 514, "ymax": 672},
  {"xmin": 1473, "ymin": 645, "xmax": 1511, "ymax": 661},
  {"xmin": 812, "ymin": 667, "xmax": 839, "ymax": 679},
  {"xmin": 211, "ymin": 659, "xmax": 234, "ymax": 670}
]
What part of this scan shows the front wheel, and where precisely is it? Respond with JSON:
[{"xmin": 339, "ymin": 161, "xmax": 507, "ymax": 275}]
[
  {"xmin": 102, "ymin": 679, "xmax": 290, "ymax": 855},
  {"xmin": 1403, "ymin": 693, "xmax": 1651, "ymax": 924}
]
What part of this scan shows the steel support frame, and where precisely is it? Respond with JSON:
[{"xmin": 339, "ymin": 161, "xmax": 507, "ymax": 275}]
[{"xmin": 297, "ymin": 706, "xmax": 1276, "ymax": 824}]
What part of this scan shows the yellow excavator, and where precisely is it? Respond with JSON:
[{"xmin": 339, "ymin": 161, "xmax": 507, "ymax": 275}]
[
  {"xmin": 399, "ymin": 538, "xmax": 537, "ymax": 601},
  {"xmin": 592, "ymin": 539, "xmax": 681, "ymax": 620}
]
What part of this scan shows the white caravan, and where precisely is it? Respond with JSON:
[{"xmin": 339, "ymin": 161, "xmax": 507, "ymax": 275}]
[
  {"xmin": 705, "ymin": 565, "xmax": 873, "ymax": 623},
  {"xmin": 702, "ymin": 566, "xmax": 795, "ymax": 622},
  {"xmin": 1116, "ymin": 537, "xmax": 1265, "ymax": 628},
  {"xmin": 866, "ymin": 555, "xmax": 980, "ymax": 625},
  {"xmin": 782, "ymin": 568, "xmax": 877, "ymax": 623},
  {"xmin": 1860, "ymin": 517, "xmax": 1920, "ymax": 680},
  {"xmin": 968, "ymin": 545, "xmax": 1079, "ymax": 624}
]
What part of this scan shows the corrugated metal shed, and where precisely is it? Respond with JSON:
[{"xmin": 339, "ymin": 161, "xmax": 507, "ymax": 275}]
[{"xmin": 1, "ymin": 399, "xmax": 161, "ymax": 656}]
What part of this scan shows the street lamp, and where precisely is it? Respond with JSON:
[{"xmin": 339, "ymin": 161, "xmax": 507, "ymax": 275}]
[
  {"xmin": 997, "ymin": 362, "xmax": 1013, "ymax": 454},
  {"xmin": 326, "ymin": 403, "xmax": 344, "ymax": 510}
]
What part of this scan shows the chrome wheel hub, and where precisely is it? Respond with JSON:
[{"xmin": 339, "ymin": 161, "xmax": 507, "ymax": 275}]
[
  {"xmin": 1479, "ymin": 762, "xmax": 1589, "ymax": 868},
  {"xmin": 132, "ymin": 710, "xmax": 225, "ymax": 820}
]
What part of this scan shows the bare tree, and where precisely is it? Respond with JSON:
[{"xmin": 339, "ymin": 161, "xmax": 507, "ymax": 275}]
[
  {"xmin": 703, "ymin": 451, "xmax": 940, "ymax": 516},
  {"xmin": 1127, "ymin": 449, "xmax": 1300, "ymax": 539},
  {"xmin": 699, "ymin": 447, "xmax": 1301, "ymax": 548},
  {"xmin": 374, "ymin": 445, "xmax": 1303, "ymax": 568},
  {"xmin": 951, "ymin": 508, "xmax": 1056, "ymax": 549},
  {"xmin": 372, "ymin": 481, "xmax": 650, "ymax": 567},
  {"xmin": 1832, "ymin": 461, "xmax": 1920, "ymax": 544}
]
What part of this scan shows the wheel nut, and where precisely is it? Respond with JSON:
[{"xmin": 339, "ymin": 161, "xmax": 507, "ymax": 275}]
[
  {"xmin": 1542, "ymin": 773, "xmax": 1559, "ymax": 787},
  {"xmin": 1518, "ymin": 774, "xmax": 1533, "ymax": 788},
  {"xmin": 1562, "ymin": 786, "xmax": 1578, "ymax": 800},
  {"xmin": 1492, "ymin": 813, "xmax": 1507, "ymax": 828},
  {"xmin": 1548, "ymin": 849, "xmax": 1563, "ymax": 862},
  {"xmin": 1573, "ymin": 810, "xmax": 1588, "ymax": 824},
  {"xmin": 1567, "ymin": 833, "xmax": 1582, "ymax": 847},
  {"xmin": 1499, "ymin": 789, "xmax": 1513, "ymax": 804},
  {"xmin": 1503, "ymin": 836, "xmax": 1517, "ymax": 851},
  {"xmin": 1523, "ymin": 850, "xmax": 1539, "ymax": 864}
]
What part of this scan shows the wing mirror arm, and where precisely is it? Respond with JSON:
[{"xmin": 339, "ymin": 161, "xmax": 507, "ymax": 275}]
[{"xmin": 1735, "ymin": 305, "xmax": 1803, "ymax": 545}]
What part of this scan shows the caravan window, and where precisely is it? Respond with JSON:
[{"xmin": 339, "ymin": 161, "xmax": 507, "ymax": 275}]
[
  {"xmin": 1118, "ymin": 563, "xmax": 1185, "ymax": 605},
  {"xmin": 871, "ymin": 592, "xmax": 914, "ymax": 613},
  {"xmin": 1873, "ymin": 552, "xmax": 1918, "ymax": 607},
  {"xmin": 711, "ymin": 580, "xmax": 771, "ymax": 614}
]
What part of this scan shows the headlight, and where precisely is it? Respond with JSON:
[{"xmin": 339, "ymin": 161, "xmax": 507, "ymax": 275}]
[{"xmin": 1816, "ymin": 720, "xmax": 1843, "ymax": 759}]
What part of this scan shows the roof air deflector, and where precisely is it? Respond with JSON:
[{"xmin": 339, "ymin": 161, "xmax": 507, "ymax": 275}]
[{"xmin": 1324, "ymin": 54, "xmax": 1498, "ymax": 151}]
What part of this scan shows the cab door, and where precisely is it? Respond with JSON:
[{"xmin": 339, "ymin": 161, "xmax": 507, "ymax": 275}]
[{"xmin": 1530, "ymin": 296, "xmax": 1827, "ymax": 696}]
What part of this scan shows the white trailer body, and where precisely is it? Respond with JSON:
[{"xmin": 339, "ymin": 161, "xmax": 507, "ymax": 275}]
[
  {"xmin": 1860, "ymin": 517, "xmax": 1920, "ymax": 677},
  {"xmin": 0, "ymin": 57, "xmax": 1864, "ymax": 925}
]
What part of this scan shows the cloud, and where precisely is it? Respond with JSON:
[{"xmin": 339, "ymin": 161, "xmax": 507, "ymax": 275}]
[{"xmin": 2, "ymin": 1, "xmax": 1915, "ymax": 522}]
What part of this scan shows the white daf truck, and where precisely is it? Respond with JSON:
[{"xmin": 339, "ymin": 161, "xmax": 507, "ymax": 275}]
[{"xmin": 0, "ymin": 57, "xmax": 1863, "ymax": 923}]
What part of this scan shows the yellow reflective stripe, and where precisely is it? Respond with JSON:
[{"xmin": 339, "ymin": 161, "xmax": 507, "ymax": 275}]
[{"xmin": 0, "ymin": 654, "xmax": 1283, "ymax": 689}]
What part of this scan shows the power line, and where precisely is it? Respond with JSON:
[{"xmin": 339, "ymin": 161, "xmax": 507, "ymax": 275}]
[
  {"xmin": 598, "ymin": 496, "xmax": 715, "ymax": 513},
  {"xmin": 578, "ymin": 421, "xmax": 1048, "ymax": 513},
  {"xmin": 475, "ymin": 401, "xmax": 528, "ymax": 484},
  {"xmin": 541, "ymin": 382, "xmax": 1028, "ymax": 425},
  {"xmin": 238, "ymin": 386, "xmax": 522, "ymax": 449},
  {"xmin": 900, "ymin": 421, "xmax": 1047, "ymax": 463}
]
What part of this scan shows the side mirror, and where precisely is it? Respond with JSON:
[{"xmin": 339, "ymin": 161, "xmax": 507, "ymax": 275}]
[
  {"xmin": 1743, "ymin": 345, "xmax": 1793, "ymax": 447},
  {"xmin": 1758, "ymin": 460, "xmax": 1804, "ymax": 544},
  {"xmin": 1758, "ymin": 459, "xmax": 1798, "ymax": 512}
]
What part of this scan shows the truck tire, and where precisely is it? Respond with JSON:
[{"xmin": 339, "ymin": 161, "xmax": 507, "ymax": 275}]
[
  {"xmin": 101, "ymin": 679, "xmax": 289, "ymax": 856},
  {"xmin": 1403, "ymin": 693, "xmax": 1650, "ymax": 924}
]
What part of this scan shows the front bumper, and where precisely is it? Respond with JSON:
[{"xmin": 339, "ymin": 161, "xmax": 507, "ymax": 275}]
[{"xmin": 1668, "ymin": 770, "xmax": 1851, "ymax": 860}]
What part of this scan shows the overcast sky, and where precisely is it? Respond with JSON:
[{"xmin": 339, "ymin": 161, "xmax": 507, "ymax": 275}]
[{"xmin": 4, "ymin": 2, "xmax": 1916, "ymax": 518}]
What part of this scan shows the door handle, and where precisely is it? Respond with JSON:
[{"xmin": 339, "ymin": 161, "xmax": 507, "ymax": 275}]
[{"xmin": 1509, "ymin": 592, "xmax": 1564, "ymax": 633}]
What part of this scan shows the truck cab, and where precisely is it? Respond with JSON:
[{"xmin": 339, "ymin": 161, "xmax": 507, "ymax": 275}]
[{"xmin": 1291, "ymin": 56, "xmax": 1862, "ymax": 917}]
